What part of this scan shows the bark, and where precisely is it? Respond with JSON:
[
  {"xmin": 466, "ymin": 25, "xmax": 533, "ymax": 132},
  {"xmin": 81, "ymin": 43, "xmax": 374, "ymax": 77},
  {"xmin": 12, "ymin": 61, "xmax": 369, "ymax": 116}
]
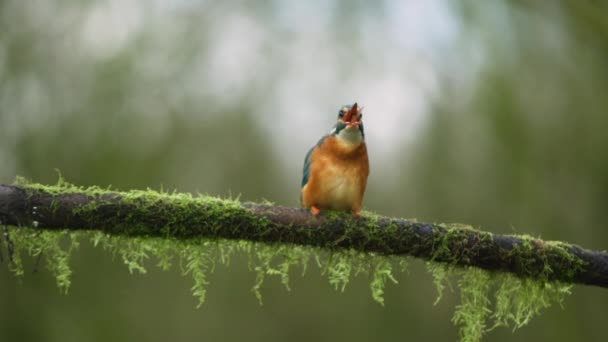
[{"xmin": 1, "ymin": 183, "xmax": 607, "ymax": 288}]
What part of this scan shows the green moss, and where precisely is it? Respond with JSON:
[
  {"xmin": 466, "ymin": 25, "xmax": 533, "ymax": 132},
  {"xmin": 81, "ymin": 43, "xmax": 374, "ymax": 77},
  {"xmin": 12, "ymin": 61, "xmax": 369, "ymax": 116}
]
[
  {"xmin": 5, "ymin": 225, "xmax": 577, "ymax": 341},
  {"xmin": 90, "ymin": 231, "xmax": 217, "ymax": 307},
  {"xmin": 14, "ymin": 177, "xmax": 266, "ymax": 243},
  {"xmin": 14, "ymin": 174, "xmax": 108, "ymax": 197},
  {"xmin": 97, "ymin": 235, "xmax": 152, "ymax": 274},
  {"xmin": 5, "ymin": 225, "xmax": 407, "ymax": 307},
  {"xmin": 426, "ymin": 262, "xmax": 452, "ymax": 305},
  {"xmin": 250, "ymin": 243, "xmax": 312, "ymax": 304},
  {"xmin": 503, "ymin": 235, "xmax": 585, "ymax": 282},
  {"xmin": 180, "ymin": 242, "xmax": 212, "ymax": 308},
  {"xmin": 6, "ymin": 178, "xmax": 583, "ymax": 341},
  {"xmin": 7, "ymin": 230, "xmax": 25, "ymax": 277},
  {"xmin": 325, "ymin": 250, "xmax": 356, "ymax": 292},
  {"xmin": 431, "ymin": 224, "xmax": 494, "ymax": 265},
  {"xmin": 369, "ymin": 257, "xmax": 398, "ymax": 306},
  {"xmin": 452, "ymin": 268, "xmax": 492, "ymax": 342},
  {"xmin": 447, "ymin": 267, "xmax": 574, "ymax": 342},
  {"xmin": 6, "ymin": 227, "xmax": 78, "ymax": 293},
  {"xmin": 424, "ymin": 228, "xmax": 580, "ymax": 342},
  {"xmin": 491, "ymin": 274, "xmax": 572, "ymax": 331}
]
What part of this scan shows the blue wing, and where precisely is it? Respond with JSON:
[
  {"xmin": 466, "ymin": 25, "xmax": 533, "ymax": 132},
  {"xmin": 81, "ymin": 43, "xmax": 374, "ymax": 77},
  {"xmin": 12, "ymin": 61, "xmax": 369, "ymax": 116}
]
[
  {"xmin": 301, "ymin": 147, "xmax": 314, "ymax": 188},
  {"xmin": 301, "ymin": 135, "xmax": 328, "ymax": 188}
]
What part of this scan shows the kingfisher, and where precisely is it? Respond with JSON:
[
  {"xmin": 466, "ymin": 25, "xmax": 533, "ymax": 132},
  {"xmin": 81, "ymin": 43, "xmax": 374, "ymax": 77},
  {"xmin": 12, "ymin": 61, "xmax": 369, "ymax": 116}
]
[{"xmin": 301, "ymin": 103, "xmax": 369, "ymax": 217}]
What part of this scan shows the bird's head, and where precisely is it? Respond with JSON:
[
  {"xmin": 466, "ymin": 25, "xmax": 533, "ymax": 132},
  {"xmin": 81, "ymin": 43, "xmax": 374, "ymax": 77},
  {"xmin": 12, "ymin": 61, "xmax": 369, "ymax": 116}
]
[
  {"xmin": 331, "ymin": 102, "xmax": 365, "ymax": 143},
  {"xmin": 338, "ymin": 102, "xmax": 362, "ymax": 126}
]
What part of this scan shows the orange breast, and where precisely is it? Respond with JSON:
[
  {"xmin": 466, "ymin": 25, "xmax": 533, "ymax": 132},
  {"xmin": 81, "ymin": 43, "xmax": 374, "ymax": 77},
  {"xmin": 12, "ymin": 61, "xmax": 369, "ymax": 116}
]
[{"xmin": 301, "ymin": 136, "xmax": 369, "ymax": 212}]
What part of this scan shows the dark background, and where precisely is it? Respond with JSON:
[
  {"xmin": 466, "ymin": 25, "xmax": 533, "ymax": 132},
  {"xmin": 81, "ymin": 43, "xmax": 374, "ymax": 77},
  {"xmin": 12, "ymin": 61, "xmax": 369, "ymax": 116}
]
[{"xmin": 1, "ymin": 1, "xmax": 607, "ymax": 341}]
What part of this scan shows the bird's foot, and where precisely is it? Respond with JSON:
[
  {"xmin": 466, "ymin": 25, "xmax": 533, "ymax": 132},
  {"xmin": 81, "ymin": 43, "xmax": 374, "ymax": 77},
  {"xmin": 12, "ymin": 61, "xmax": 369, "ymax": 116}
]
[
  {"xmin": 310, "ymin": 206, "xmax": 320, "ymax": 216},
  {"xmin": 352, "ymin": 211, "xmax": 361, "ymax": 218}
]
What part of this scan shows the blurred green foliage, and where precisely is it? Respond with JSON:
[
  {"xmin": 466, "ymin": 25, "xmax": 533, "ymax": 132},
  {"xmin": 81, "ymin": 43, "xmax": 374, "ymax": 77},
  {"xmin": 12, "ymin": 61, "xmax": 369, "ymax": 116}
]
[{"xmin": 1, "ymin": 0, "xmax": 608, "ymax": 341}]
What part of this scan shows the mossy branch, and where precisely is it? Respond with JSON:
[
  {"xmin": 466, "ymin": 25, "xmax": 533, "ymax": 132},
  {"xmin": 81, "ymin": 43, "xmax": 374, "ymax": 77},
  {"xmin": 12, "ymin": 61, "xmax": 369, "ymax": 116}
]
[{"xmin": 1, "ymin": 182, "xmax": 607, "ymax": 288}]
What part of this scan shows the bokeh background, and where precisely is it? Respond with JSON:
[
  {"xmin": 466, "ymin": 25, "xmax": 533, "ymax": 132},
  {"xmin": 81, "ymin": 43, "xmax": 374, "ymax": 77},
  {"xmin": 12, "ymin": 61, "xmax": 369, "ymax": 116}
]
[{"xmin": 1, "ymin": 0, "xmax": 608, "ymax": 341}]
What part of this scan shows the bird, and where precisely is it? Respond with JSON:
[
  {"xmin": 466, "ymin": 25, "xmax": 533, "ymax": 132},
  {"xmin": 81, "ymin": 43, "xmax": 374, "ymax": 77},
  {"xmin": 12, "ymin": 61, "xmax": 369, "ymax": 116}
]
[{"xmin": 301, "ymin": 102, "xmax": 369, "ymax": 217}]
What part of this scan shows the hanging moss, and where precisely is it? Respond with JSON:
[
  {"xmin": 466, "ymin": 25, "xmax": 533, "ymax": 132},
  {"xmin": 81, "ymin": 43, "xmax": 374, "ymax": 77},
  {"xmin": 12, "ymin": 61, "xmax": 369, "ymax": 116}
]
[
  {"xmin": 2, "ymin": 225, "xmax": 577, "ymax": 342},
  {"xmin": 490, "ymin": 273, "xmax": 572, "ymax": 331},
  {"xmin": 1, "ymin": 177, "xmax": 590, "ymax": 341},
  {"xmin": 325, "ymin": 250, "xmax": 357, "ymax": 292},
  {"xmin": 4, "ymin": 225, "xmax": 404, "ymax": 305},
  {"xmin": 369, "ymin": 257, "xmax": 398, "ymax": 306},
  {"xmin": 427, "ymin": 262, "xmax": 452, "ymax": 305},
  {"xmin": 249, "ymin": 243, "xmax": 312, "ymax": 304},
  {"xmin": 7, "ymin": 228, "xmax": 79, "ymax": 293},
  {"xmin": 452, "ymin": 268, "xmax": 493, "ymax": 342},
  {"xmin": 424, "ymin": 262, "xmax": 574, "ymax": 342}
]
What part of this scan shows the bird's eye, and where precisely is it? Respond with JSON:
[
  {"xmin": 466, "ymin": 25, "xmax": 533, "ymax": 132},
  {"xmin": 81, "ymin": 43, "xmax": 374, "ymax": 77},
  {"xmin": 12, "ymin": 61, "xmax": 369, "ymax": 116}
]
[{"xmin": 338, "ymin": 106, "xmax": 349, "ymax": 118}]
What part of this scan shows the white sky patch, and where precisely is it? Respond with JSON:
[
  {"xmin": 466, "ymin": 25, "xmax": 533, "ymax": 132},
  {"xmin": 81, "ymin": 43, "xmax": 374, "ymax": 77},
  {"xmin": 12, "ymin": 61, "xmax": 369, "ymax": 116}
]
[
  {"xmin": 149, "ymin": 0, "xmax": 204, "ymax": 12},
  {"xmin": 353, "ymin": 75, "xmax": 430, "ymax": 146},
  {"xmin": 257, "ymin": 0, "xmax": 461, "ymax": 182},
  {"xmin": 201, "ymin": 12, "xmax": 270, "ymax": 105},
  {"xmin": 386, "ymin": 0, "xmax": 461, "ymax": 53},
  {"xmin": 75, "ymin": 0, "xmax": 462, "ymax": 164},
  {"xmin": 80, "ymin": 0, "xmax": 144, "ymax": 57},
  {"xmin": 0, "ymin": 0, "xmax": 471, "ymax": 187},
  {"xmin": 274, "ymin": 0, "xmax": 333, "ymax": 34}
]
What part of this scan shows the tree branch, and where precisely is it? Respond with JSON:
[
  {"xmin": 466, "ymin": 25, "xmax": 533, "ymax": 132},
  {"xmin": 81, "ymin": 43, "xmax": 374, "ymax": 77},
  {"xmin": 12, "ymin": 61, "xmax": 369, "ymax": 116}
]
[{"xmin": 1, "ymin": 182, "xmax": 607, "ymax": 288}]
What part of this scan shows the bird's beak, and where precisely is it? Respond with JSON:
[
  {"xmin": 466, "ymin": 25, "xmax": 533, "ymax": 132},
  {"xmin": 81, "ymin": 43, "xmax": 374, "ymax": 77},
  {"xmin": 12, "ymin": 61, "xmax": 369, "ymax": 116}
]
[{"xmin": 343, "ymin": 103, "xmax": 359, "ymax": 126}]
